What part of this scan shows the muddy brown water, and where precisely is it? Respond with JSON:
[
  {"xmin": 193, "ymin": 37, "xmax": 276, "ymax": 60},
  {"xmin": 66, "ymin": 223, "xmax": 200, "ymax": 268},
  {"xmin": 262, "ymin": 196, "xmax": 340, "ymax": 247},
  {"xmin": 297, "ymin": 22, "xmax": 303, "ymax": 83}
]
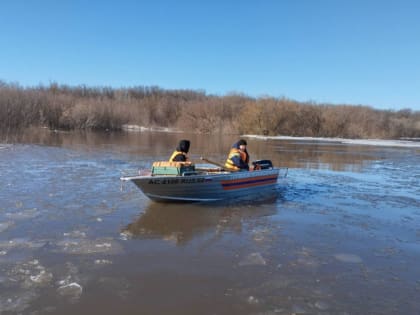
[{"xmin": 0, "ymin": 129, "xmax": 419, "ymax": 314}]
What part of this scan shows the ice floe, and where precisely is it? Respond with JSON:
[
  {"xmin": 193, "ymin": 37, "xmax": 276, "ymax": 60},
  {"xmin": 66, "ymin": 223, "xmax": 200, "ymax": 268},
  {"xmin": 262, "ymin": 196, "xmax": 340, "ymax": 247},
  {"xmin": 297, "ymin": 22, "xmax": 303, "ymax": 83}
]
[
  {"xmin": 0, "ymin": 238, "xmax": 47, "ymax": 250},
  {"xmin": 63, "ymin": 230, "xmax": 87, "ymax": 238},
  {"xmin": 0, "ymin": 291, "xmax": 38, "ymax": 313},
  {"xmin": 94, "ymin": 259, "xmax": 113, "ymax": 265},
  {"xmin": 119, "ymin": 231, "xmax": 133, "ymax": 240},
  {"xmin": 54, "ymin": 238, "xmax": 123, "ymax": 255},
  {"xmin": 57, "ymin": 282, "xmax": 83, "ymax": 302},
  {"xmin": 5, "ymin": 208, "xmax": 40, "ymax": 220},
  {"xmin": 6, "ymin": 259, "xmax": 53, "ymax": 289},
  {"xmin": 333, "ymin": 253, "xmax": 363, "ymax": 263},
  {"xmin": 0, "ymin": 221, "xmax": 14, "ymax": 233},
  {"xmin": 239, "ymin": 252, "xmax": 267, "ymax": 266}
]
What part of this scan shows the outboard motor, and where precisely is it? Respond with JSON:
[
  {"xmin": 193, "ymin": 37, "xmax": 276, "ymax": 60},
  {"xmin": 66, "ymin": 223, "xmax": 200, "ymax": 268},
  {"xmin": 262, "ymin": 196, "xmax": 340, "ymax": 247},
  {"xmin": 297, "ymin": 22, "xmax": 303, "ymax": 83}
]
[{"xmin": 252, "ymin": 160, "xmax": 273, "ymax": 170}]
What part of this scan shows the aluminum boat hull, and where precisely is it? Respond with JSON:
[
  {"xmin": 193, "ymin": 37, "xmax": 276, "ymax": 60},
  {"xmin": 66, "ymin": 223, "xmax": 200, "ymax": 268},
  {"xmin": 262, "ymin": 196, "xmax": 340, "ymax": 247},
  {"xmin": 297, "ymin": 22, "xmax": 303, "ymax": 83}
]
[{"xmin": 122, "ymin": 168, "xmax": 282, "ymax": 202}]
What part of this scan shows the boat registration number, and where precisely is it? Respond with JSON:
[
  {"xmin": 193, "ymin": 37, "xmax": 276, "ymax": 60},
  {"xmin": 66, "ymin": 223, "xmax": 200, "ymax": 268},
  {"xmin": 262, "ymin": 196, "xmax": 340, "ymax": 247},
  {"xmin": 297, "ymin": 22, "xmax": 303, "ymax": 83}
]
[{"xmin": 148, "ymin": 177, "xmax": 207, "ymax": 184}]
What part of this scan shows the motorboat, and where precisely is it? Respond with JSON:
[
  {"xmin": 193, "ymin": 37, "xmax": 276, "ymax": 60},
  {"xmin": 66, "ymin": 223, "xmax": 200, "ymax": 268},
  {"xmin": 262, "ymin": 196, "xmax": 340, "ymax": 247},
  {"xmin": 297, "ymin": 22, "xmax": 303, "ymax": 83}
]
[{"xmin": 121, "ymin": 159, "xmax": 287, "ymax": 203}]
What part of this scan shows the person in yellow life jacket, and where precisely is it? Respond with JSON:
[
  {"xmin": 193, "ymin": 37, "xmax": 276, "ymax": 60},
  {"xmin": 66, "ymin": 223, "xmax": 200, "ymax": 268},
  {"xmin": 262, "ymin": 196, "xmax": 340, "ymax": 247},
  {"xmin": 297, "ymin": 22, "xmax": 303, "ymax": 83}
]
[
  {"xmin": 224, "ymin": 139, "xmax": 250, "ymax": 171},
  {"xmin": 169, "ymin": 139, "xmax": 190, "ymax": 162}
]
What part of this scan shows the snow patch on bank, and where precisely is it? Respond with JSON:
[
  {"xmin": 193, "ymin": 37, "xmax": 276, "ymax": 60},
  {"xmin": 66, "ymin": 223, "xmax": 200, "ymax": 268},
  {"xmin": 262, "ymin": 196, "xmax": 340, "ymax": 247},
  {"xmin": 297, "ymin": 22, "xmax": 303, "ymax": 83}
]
[
  {"xmin": 244, "ymin": 135, "xmax": 420, "ymax": 148},
  {"xmin": 122, "ymin": 124, "xmax": 181, "ymax": 133}
]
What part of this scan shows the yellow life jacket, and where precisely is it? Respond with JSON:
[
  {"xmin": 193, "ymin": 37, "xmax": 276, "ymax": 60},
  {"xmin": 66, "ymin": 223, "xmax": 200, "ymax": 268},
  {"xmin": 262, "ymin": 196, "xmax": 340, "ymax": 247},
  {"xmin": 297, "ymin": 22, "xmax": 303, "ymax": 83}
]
[
  {"xmin": 169, "ymin": 150, "xmax": 188, "ymax": 162},
  {"xmin": 224, "ymin": 148, "xmax": 247, "ymax": 170}
]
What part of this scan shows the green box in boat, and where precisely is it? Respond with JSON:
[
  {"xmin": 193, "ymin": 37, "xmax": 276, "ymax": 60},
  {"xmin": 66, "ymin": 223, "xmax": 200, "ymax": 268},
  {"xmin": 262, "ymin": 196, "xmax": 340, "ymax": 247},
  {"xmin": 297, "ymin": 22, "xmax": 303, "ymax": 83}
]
[{"xmin": 151, "ymin": 161, "xmax": 195, "ymax": 176}]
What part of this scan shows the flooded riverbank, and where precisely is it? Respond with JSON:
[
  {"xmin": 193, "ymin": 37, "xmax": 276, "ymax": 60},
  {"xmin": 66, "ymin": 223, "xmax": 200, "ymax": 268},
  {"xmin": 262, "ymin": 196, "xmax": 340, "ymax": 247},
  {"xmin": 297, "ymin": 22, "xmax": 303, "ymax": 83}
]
[{"xmin": 1, "ymin": 130, "xmax": 419, "ymax": 314}]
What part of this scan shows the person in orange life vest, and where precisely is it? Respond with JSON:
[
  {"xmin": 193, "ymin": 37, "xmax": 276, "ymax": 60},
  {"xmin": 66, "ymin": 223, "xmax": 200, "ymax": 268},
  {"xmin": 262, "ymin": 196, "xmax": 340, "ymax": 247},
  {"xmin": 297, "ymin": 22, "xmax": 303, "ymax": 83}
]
[
  {"xmin": 169, "ymin": 139, "xmax": 190, "ymax": 162},
  {"xmin": 224, "ymin": 139, "xmax": 250, "ymax": 171}
]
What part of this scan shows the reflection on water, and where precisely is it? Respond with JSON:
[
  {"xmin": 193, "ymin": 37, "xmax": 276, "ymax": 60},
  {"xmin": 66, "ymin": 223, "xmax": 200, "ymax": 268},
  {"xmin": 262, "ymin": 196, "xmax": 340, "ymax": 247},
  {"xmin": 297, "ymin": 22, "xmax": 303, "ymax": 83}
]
[
  {"xmin": 253, "ymin": 140, "xmax": 382, "ymax": 172},
  {"xmin": 123, "ymin": 201, "xmax": 278, "ymax": 245},
  {"xmin": 2, "ymin": 128, "xmax": 384, "ymax": 172},
  {"xmin": 1, "ymin": 129, "xmax": 419, "ymax": 314}
]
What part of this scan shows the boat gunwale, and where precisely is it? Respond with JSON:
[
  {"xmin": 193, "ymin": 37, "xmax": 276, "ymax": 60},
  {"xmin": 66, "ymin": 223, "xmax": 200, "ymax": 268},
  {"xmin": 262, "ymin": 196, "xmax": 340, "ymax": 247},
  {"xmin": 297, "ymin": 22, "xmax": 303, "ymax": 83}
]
[{"xmin": 121, "ymin": 167, "xmax": 283, "ymax": 182}]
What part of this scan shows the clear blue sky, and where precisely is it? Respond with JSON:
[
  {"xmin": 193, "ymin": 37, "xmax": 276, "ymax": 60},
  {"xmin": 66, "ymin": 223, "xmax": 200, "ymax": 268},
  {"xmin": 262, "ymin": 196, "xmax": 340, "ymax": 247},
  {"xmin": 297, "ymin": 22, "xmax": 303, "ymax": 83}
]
[{"xmin": 1, "ymin": 0, "xmax": 419, "ymax": 111}]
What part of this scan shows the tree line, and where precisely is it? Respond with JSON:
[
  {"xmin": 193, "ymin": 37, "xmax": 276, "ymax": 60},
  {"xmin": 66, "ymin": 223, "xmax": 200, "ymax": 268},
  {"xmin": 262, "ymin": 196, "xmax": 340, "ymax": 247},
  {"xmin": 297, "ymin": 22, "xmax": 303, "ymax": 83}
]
[{"xmin": 1, "ymin": 81, "xmax": 419, "ymax": 139}]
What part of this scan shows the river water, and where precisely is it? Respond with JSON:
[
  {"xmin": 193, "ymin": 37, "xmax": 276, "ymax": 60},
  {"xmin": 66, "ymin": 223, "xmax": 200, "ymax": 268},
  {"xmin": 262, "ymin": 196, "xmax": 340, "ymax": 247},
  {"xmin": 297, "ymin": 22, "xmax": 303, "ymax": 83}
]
[{"xmin": 1, "ymin": 129, "xmax": 419, "ymax": 314}]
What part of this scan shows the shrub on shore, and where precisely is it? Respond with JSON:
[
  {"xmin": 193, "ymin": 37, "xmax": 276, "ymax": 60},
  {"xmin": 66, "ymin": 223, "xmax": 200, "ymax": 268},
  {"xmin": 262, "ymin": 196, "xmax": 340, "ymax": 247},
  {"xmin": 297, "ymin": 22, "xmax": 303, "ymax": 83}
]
[{"xmin": 1, "ymin": 81, "xmax": 419, "ymax": 139}]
